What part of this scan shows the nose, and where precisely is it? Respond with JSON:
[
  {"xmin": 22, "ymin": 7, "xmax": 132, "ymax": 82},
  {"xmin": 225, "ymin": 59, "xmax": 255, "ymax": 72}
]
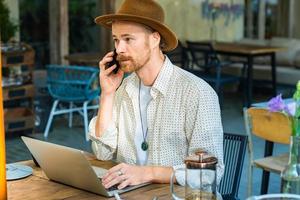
[{"xmin": 115, "ymin": 40, "xmax": 126, "ymax": 54}]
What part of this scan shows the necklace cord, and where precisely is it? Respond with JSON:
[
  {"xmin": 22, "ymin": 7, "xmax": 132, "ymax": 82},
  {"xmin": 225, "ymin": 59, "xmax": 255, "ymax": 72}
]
[{"xmin": 138, "ymin": 80, "xmax": 149, "ymax": 151}]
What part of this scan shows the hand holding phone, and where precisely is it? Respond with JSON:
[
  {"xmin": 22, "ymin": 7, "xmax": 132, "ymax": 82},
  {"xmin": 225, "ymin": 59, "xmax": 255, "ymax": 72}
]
[{"xmin": 105, "ymin": 49, "xmax": 120, "ymax": 74}]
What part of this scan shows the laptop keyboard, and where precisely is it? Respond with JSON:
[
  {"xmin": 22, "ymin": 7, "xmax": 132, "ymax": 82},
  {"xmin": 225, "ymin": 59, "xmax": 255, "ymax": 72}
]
[{"xmin": 107, "ymin": 184, "xmax": 120, "ymax": 191}]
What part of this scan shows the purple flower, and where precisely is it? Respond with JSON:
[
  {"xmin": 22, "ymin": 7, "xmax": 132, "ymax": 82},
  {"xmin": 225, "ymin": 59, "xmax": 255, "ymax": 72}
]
[
  {"xmin": 284, "ymin": 102, "xmax": 296, "ymax": 116},
  {"xmin": 267, "ymin": 94, "xmax": 285, "ymax": 112}
]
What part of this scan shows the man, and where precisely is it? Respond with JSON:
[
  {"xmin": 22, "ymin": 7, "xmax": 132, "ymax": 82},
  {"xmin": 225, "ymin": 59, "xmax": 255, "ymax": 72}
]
[{"xmin": 89, "ymin": 0, "xmax": 224, "ymax": 190}]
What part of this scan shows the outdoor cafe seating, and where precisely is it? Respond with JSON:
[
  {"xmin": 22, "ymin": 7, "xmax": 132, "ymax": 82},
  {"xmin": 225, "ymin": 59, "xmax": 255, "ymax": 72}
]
[
  {"xmin": 3, "ymin": 0, "xmax": 300, "ymax": 199},
  {"xmin": 185, "ymin": 40, "xmax": 245, "ymax": 104}
]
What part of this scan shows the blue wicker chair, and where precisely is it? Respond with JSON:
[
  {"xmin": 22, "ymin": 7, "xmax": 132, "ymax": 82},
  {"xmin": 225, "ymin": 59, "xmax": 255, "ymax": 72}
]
[{"xmin": 44, "ymin": 65, "xmax": 100, "ymax": 141}]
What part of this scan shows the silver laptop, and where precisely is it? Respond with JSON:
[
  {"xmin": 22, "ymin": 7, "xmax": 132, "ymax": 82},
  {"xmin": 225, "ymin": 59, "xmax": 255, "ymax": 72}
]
[{"xmin": 21, "ymin": 136, "xmax": 148, "ymax": 197}]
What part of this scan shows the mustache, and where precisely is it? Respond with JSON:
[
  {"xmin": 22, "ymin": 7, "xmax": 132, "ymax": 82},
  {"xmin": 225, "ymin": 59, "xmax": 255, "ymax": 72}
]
[{"xmin": 117, "ymin": 55, "xmax": 132, "ymax": 61}]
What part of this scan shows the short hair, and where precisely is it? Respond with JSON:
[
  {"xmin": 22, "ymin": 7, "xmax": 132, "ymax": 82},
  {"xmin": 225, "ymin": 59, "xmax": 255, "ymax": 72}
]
[{"xmin": 141, "ymin": 24, "xmax": 166, "ymax": 51}]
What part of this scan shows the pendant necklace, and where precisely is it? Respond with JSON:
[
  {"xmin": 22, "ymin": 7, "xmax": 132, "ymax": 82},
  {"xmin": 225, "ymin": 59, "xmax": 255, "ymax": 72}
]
[{"xmin": 138, "ymin": 80, "xmax": 149, "ymax": 151}]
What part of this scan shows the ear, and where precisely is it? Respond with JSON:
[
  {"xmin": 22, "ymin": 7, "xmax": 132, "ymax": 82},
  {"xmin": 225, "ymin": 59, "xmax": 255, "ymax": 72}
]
[{"xmin": 150, "ymin": 32, "xmax": 161, "ymax": 49}]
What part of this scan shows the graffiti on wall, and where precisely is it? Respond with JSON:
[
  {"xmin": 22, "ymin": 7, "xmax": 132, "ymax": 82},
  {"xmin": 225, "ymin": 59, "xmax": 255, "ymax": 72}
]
[{"xmin": 201, "ymin": 0, "xmax": 244, "ymax": 26}]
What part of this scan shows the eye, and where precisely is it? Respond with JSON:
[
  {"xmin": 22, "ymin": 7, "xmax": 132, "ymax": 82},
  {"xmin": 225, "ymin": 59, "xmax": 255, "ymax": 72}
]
[
  {"xmin": 113, "ymin": 38, "xmax": 119, "ymax": 45},
  {"xmin": 124, "ymin": 37, "xmax": 132, "ymax": 42}
]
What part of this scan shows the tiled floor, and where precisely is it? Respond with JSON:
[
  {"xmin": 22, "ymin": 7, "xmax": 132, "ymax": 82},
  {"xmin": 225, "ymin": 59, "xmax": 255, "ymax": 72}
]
[{"xmin": 4, "ymin": 88, "xmax": 291, "ymax": 199}]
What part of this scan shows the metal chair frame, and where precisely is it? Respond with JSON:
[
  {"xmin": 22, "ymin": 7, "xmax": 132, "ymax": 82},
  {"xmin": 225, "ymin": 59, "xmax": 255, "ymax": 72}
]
[
  {"xmin": 219, "ymin": 132, "xmax": 248, "ymax": 200},
  {"xmin": 186, "ymin": 41, "xmax": 245, "ymax": 103}
]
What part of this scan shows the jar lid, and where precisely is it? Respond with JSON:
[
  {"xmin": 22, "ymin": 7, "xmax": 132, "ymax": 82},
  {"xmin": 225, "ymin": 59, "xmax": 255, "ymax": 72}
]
[{"xmin": 184, "ymin": 149, "xmax": 218, "ymax": 169}]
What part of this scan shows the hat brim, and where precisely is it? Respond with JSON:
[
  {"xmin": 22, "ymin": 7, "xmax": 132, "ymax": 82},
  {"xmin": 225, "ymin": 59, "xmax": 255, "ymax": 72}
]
[{"xmin": 95, "ymin": 14, "xmax": 178, "ymax": 52}]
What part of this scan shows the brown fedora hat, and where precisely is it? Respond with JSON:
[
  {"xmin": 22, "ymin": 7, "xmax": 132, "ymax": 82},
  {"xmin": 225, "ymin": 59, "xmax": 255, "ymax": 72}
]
[{"xmin": 95, "ymin": 0, "xmax": 178, "ymax": 52}]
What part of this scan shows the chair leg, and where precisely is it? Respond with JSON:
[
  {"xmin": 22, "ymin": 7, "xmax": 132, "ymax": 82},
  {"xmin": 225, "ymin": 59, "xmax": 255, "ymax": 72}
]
[
  {"xmin": 215, "ymin": 81, "xmax": 221, "ymax": 95},
  {"xmin": 260, "ymin": 141, "xmax": 274, "ymax": 194},
  {"xmin": 215, "ymin": 65, "xmax": 222, "ymax": 96},
  {"xmin": 260, "ymin": 170, "xmax": 270, "ymax": 194},
  {"xmin": 44, "ymin": 100, "xmax": 59, "ymax": 138},
  {"xmin": 83, "ymin": 101, "xmax": 89, "ymax": 141},
  {"xmin": 218, "ymin": 87, "xmax": 224, "ymax": 108},
  {"xmin": 69, "ymin": 102, "xmax": 74, "ymax": 128},
  {"xmin": 247, "ymin": 164, "xmax": 253, "ymax": 197},
  {"xmin": 241, "ymin": 63, "xmax": 248, "ymax": 107},
  {"xmin": 214, "ymin": 67, "xmax": 223, "ymax": 108}
]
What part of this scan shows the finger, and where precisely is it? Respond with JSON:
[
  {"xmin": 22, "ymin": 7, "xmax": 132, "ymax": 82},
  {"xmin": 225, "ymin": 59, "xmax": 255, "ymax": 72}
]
[
  {"xmin": 102, "ymin": 170, "xmax": 119, "ymax": 184},
  {"xmin": 118, "ymin": 178, "xmax": 131, "ymax": 189},
  {"xmin": 103, "ymin": 51, "xmax": 115, "ymax": 59},
  {"xmin": 102, "ymin": 165, "xmax": 124, "ymax": 183},
  {"xmin": 99, "ymin": 57, "xmax": 113, "ymax": 71},
  {"xmin": 106, "ymin": 164, "xmax": 124, "ymax": 175},
  {"xmin": 98, "ymin": 51, "xmax": 115, "ymax": 71},
  {"xmin": 103, "ymin": 163, "xmax": 127, "ymax": 181},
  {"xmin": 103, "ymin": 174, "xmax": 126, "ymax": 189},
  {"xmin": 103, "ymin": 64, "xmax": 118, "ymax": 76},
  {"xmin": 116, "ymin": 67, "xmax": 124, "ymax": 77}
]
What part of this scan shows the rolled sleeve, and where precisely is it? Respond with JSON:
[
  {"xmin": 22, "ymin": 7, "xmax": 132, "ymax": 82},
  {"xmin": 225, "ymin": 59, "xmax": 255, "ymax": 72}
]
[{"xmin": 88, "ymin": 116, "xmax": 118, "ymax": 160}]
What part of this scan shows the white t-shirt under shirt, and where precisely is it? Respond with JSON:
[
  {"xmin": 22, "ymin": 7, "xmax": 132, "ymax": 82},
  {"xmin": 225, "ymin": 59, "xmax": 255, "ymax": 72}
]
[{"xmin": 134, "ymin": 81, "xmax": 152, "ymax": 165}]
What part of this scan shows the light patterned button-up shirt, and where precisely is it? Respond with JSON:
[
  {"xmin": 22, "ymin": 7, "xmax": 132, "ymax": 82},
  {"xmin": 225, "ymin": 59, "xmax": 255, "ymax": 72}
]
[{"xmin": 89, "ymin": 57, "xmax": 224, "ymax": 183}]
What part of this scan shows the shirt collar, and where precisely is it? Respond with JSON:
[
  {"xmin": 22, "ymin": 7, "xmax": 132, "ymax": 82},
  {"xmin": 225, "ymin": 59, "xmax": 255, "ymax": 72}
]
[
  {"xmin": 151, "ymin": 56, "xmax": 173, "ymax": 97},
  {"xmin": 125, "ymin": 72, "xmax": 139, "ymax": 99},
  {"xmin": 125, "ymin": 56, "xmax": 174, "ymax": 98}
]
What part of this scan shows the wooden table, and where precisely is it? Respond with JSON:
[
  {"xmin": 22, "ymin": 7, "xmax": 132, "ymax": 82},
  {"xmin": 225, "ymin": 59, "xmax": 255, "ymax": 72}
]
[
  {"xmin": 7, "ymin": 153, "xmax": 174, "ymax": 200},
  {"xmin": 211, "ymin": 42, "xmax": 285, "ymax": 107}
]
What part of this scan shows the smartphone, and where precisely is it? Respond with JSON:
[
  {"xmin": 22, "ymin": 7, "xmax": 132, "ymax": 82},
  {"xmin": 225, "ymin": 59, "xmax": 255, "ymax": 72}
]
[{"xmin": 105, "ymin": 49, "xmax": 120, "ymax": 74}]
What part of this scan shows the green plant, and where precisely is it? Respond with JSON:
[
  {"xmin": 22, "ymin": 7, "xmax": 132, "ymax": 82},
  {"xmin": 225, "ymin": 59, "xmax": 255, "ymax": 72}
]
[
  {"xmin": 69, "ymin": 0, "xmax": 97, "ymax": 53},
  {"xmin": 0, "ymin": 0, "xmax": 18, "ymax": 42}
]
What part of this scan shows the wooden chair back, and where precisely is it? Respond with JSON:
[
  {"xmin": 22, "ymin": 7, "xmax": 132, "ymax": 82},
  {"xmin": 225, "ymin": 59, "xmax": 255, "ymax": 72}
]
[{"xmin": 246, "ymin": 107, "xmax": 291, "ymax": 144}]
